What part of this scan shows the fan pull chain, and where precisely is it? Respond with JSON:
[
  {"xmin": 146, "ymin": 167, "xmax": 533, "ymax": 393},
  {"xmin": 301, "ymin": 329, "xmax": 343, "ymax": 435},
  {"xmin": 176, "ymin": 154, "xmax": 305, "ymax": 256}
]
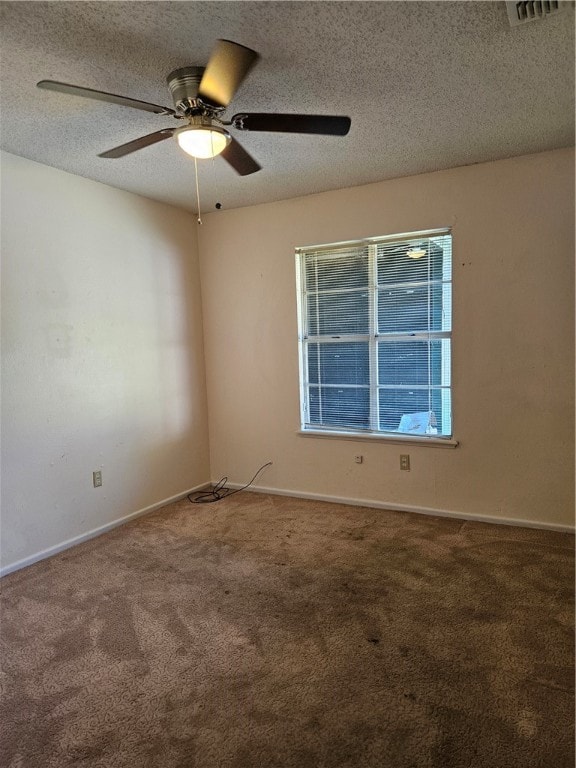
[
  {"xmin": 194, "ymin": 157, "xmax": 202, "ymax": 225},
  {"xmin": 211, "ymin": 135, "xmax": 222, "ymax": 211},
  {"xmin": 211, "ymin": 154, "xmax": 220, "ymax": 210}
]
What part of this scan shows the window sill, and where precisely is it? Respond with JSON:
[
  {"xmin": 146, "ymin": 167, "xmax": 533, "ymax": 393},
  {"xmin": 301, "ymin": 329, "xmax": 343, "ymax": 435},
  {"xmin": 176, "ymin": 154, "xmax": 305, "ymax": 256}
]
[{"xmin": 297, "ymin": 429, "xmax": 459, "ymax": 448}]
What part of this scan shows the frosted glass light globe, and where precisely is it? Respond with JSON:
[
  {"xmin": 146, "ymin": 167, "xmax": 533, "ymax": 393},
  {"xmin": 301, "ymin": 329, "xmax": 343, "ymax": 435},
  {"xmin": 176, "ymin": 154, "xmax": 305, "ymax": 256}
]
[{"xmin": 176, "ymin": 125, "xmax": 230, "ymax": 159}]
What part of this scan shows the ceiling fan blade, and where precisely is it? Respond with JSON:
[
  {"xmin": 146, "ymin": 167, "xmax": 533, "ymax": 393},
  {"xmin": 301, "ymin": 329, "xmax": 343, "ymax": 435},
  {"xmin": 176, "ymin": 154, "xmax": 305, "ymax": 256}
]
[
  {"xmin": 37, "ymin": 80, "xmax": 175, "ymax": 115},
  {"xmin": 233, "ymin": 113, "xmax": 351, "ymax": 136},
  {"xmin": 198, "ymin": 39, "xmax": 259, "ymax": 109},
  {"xmin": 220, "ymin": 137, "xmax": 261, "ymax": 176},
  {"xmin": 98, "ymin": 128, "xmax": 176, "ymax": 158}
]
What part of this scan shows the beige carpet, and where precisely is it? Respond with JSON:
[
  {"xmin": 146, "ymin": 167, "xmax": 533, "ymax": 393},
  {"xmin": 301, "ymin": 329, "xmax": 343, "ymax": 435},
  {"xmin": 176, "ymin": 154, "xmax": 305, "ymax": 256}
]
[{"xmin": 1, "ymin": 492, "xmax": 574, "ymax": 768}]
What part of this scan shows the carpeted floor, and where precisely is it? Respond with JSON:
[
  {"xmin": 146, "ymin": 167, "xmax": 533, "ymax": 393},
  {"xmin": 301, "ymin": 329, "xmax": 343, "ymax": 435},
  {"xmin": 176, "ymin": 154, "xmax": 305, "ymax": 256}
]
[{"xmin": 0, "ymin": 492, "xmax": 574, "ymax": 768}]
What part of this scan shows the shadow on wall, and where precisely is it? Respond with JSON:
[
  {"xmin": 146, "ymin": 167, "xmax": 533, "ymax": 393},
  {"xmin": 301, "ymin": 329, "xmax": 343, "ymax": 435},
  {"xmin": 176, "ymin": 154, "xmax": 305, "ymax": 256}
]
[{"xmin": 0, "ymin": 159, "xmax": 209, "ymax": 569}]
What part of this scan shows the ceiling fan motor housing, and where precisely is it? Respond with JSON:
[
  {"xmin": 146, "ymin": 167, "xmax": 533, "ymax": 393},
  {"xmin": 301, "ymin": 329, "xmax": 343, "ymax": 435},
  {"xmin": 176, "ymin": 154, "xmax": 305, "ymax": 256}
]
[{"xmin": 167, "ymin": 66, "xmax": 205, "ymax": 115}]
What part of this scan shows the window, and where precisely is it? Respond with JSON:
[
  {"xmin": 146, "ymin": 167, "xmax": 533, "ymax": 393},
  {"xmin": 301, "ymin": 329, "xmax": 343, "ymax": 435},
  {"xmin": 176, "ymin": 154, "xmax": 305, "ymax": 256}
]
[{"xmin": 296, "ymin": 229, "xmax": 452, "ymax": 440}]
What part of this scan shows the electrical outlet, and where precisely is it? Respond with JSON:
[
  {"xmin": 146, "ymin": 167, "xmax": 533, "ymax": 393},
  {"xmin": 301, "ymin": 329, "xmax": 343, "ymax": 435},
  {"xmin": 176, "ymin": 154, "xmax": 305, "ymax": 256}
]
[
  {"xmin": 400, "ymin": 455, "xmax": 410, "ymax": 471},
  {"xmin": 93, "ymin": 470, "xmax": 102, "ymax": 487},
  {"xmin": 354, "ymin": 455, "xmax": 363, "ymax": 464}
]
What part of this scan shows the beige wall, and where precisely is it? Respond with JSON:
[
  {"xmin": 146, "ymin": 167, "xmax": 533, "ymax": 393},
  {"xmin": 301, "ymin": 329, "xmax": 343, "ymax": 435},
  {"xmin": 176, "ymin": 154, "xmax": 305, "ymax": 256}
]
[
  {"xmin": 199, "ymin": 148, "xmax": 575, "ymax": 528},
  {"xmin": 1, "ymin": 152, "xmax": 210, "ymax": 571},
  {"xmin": 1, "ymin": 148, "xmax": 573, "ymax": 575}
]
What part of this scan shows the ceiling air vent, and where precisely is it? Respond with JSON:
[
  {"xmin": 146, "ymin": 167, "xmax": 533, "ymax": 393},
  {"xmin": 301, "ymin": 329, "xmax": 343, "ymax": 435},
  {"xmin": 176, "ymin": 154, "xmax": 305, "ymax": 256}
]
[{"xmin": 506, "ymin": 1, "xmax": 563, "ymax": 26}]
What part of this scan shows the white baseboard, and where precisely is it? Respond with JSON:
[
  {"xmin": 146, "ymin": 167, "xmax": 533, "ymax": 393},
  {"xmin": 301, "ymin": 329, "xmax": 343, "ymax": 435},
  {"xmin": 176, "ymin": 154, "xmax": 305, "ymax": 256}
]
[
  {"xmin": 0, "ymin": 482, "xmax": 211, "ymax": 578},
  {"xmin": 3, "ymin": 480, "xmax": 572, "ymax": 578},
  {"xmin": 224, "ymin": 482, "xmax": 575, "ymax": 533}
]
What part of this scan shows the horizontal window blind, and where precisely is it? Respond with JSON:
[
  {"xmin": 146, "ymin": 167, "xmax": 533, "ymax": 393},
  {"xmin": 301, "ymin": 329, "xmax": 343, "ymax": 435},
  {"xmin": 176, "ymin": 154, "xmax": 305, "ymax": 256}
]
[{"xmin": 297, "ymin": 230, "xmax": 452, "ymax": 438}]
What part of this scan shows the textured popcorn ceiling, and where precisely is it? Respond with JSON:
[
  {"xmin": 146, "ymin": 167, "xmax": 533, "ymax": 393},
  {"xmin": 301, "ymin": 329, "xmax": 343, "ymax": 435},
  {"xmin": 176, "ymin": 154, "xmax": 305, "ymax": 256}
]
[{"xmin": 0, "ymin": 1, "xmax": 574, "ymax": 213}]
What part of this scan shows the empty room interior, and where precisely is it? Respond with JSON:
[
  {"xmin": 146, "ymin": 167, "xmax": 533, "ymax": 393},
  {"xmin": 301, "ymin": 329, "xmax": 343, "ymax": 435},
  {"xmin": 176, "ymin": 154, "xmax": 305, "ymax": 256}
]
[{"xmin": 0, "ymin": 2, "xmax": 574, "ymax": 767}]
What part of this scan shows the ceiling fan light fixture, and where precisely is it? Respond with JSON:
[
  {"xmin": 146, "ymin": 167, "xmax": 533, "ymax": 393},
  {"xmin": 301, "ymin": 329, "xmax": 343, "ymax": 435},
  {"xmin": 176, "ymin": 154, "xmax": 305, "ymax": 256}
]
[
  {"xmin": 175, "ymin": 124, "xmax": 231, "ymax": 159},
  {"xmin": 37, "ymin": 38, "xmax": 350, "ymax": 176},
  {"xmin": 407, "ymin": 248, "xmax": 427, "ymax": 259}
]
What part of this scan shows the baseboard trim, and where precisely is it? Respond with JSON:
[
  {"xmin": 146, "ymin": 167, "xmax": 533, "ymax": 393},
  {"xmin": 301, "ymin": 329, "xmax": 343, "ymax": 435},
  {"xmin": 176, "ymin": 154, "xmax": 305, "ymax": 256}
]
[
  {"xmin": 224, "ymin": 482, "xmax": 575, "ymax": 533},
  {"xmin": 3, "ymin": 480, "xmax": 572, "ymax": 578},
  {"xmin": 0, "ymin": 481, "xmax": 211, "ymax": 578}
]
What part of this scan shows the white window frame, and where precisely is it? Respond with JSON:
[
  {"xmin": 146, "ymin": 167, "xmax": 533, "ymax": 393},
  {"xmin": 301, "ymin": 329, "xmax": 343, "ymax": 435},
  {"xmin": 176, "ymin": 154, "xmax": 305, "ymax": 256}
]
[{"xmin": 296, "ymin": 228, "xmax": 457, "ymax": 447}]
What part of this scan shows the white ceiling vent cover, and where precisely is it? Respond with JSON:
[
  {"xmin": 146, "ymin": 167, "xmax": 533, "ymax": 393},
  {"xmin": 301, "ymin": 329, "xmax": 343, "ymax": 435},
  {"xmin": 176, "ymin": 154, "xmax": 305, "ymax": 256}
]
[{"xmin": 506, "ymin": 1, "xmax": 563, "ymax": 26}]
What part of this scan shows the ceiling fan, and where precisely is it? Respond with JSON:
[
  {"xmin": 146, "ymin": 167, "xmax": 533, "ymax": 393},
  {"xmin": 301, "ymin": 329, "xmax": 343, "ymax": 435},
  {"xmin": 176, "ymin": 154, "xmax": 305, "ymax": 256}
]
[{"xmin": 37, "ymin": 39, "xmax": 352, "ymax": 176}]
